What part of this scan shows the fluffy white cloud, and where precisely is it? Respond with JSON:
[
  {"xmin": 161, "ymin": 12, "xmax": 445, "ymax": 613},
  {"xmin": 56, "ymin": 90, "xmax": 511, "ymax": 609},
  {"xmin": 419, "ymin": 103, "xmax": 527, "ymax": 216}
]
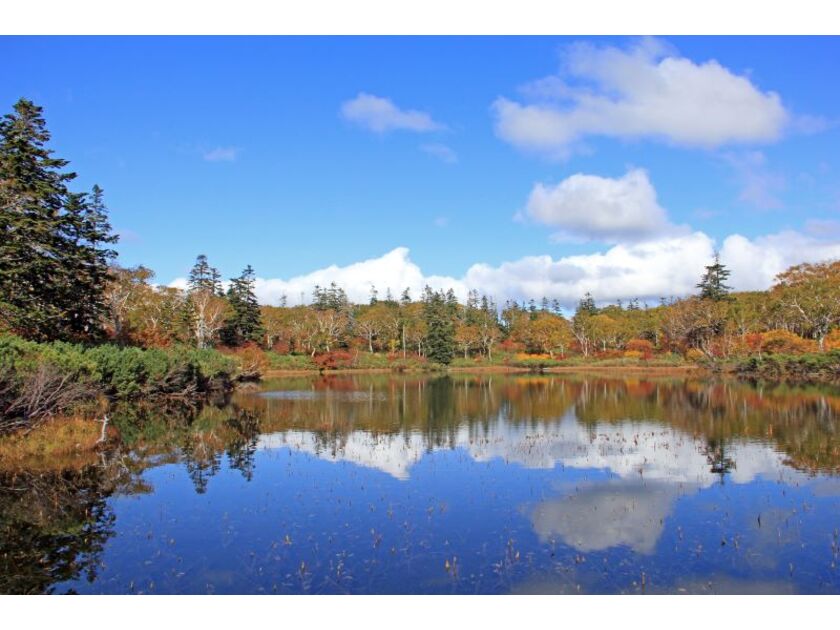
[
  {"xmin": 720, "ymin": 230, "xmax": 840, "ymax": 290},
  {"xmin": 530, "ymin": 480, "xmax": 683, "ymax": 554},
  {"xmin": 251, "ymin": 247, "xmax": 465, "ymax": 306},
  {"xmin": 463, "ymin": 232, "xmax": 715, "ymax": 305},
  {"xmin": 524, "ymin": 168, "xmax": 676, "ymax": 242},
  {"xmin": 167, "ymin": 170, "xmax": 838, "ymax": 308},
  {"xmin": 493, "ymin": 39, "xmax": 790, "ymax": 156},
  {"xmin": 169, "ymin": 231, "xmax": 840, "ymax": 308},
  {"xmin": 340, "ymin": 92, "xmax": 443, "ymax": 133}
]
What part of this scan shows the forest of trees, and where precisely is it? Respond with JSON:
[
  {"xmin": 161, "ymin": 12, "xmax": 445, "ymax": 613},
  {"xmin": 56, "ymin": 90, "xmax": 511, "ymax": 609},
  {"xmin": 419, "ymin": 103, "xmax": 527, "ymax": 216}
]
[
  {"xmin": 3, "ymin": 97, "xmax": 840, "ymax": 374},
  {"xmin": 97, "ymin": 255, "xmax": 840, "ymax": 366}
]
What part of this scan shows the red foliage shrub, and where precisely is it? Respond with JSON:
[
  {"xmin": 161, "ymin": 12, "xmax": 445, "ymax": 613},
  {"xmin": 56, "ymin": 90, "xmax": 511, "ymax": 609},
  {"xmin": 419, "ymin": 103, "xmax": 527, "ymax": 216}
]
[
  {"xmin": 825, "ymin": 329, "xmax": 840, "ymax": 351},
  {"xmin": 761, "ymin": 330, "xmax": 815, "ymax": 355},
  {"xmin": 625, "ymin": 339, "xmax": 654, "ymax": 359},
  {"xmin": 271, "ymin": 340, "xmax": 291, "ymax": 354},
  {"xmin": 221, "ymin": 343, "xmax": 268, "ymax": 380},
  {"xmin": 744, "ymin": 332, "xmax": 763, "ymax": 354},
  {"xmin": 313, "ymin": 350, "xmax": 355, "ymax": 370},
  {"xmin": 498, "ymin": 339, "xmax": 525, "ymax": 353}
]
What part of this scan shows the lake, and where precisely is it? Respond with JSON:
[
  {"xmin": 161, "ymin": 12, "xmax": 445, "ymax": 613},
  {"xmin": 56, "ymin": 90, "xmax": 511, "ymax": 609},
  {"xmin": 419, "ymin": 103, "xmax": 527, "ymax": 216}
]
[{"xmin": 2, "ymin": 372, "xmax": 840, "ymax": 594}]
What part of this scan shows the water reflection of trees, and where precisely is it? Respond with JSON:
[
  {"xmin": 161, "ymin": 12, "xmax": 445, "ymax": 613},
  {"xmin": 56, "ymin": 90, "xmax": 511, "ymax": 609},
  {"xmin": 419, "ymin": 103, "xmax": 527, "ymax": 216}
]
[
  {"xmin": 0, "ymin": 401, "xmax": 263, "ymax": 593},
  {"xmin": 233, "ymin": 374, "xmax": 840, "ymax": 475},
  {"xmin": 2, "ymin": 374, "xmax": 839, "ymax": 593},
  {"xmin": 0, "ymin": 457, "xmax": 138, "ymax": 594},
  {"xmin": 703, "ymin": 438, "xmax": 737, "ymax": 483},
  {"xmin": 96, "ymin": 375, "xmax": 840, "ymax": 484}
]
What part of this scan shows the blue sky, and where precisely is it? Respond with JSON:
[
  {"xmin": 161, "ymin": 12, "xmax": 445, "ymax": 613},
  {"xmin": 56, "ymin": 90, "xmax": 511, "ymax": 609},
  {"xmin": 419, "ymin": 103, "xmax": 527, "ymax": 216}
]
[{"xmin": 2, "ymin": 36, "xmax": 839, "ymax": 306}]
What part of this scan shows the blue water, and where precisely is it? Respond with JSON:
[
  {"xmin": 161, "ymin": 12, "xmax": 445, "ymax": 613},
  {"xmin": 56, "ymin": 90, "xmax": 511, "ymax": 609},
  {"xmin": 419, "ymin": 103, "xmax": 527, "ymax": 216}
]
[{"xmin": 3, "ymin": 374, "xmax": 840, "ymax": 594}]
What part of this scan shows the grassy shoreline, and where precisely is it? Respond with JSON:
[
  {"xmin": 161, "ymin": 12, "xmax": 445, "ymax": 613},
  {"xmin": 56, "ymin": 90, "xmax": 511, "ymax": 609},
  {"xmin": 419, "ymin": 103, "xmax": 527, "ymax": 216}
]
[{"xmin": 263, "ymin": 363, "xmax": 705, "ymax": 377}]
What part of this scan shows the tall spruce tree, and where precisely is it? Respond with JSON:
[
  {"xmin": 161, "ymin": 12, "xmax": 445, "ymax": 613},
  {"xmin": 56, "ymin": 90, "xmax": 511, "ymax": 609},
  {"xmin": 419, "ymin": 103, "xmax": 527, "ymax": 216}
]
[
  {"xmin": 0, "ymin": 98, "xmax": 117, "ymax": 341},
  {"xmin": 697, "ymin": 253, "xmax": 733, "ymax": 301},
  {"xmin": 312, "ymin": 282, "xmax": 349, "ymax": 311},
  {"xmin": 576, "ymin": 292, "xmax": 598, "ymax": 316},
  {"xmin": 423, "ymin": 288, "xmax": 454, "ymax": 365},
  {"xmin": 188, "ymin": 254, "xmax": 223, "ymax": 295},
  {"xmin": 222, "ymin": 265, "xmax": 264, "ymax": 346}
]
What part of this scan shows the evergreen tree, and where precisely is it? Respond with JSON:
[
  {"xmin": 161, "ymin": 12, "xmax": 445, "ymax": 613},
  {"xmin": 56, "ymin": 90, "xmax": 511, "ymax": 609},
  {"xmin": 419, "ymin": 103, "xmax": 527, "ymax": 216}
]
[
  {"xmin": 312, "ymin": 282, "xmax": 349, "ymax": 311},
  {"xmin": 61, "ymin": 185, "xmax": 119, "ymax": 337},
  {"xmin": 0, "ymin": 98, "xmax": 117, "ymax": 341},
  {"xmin": 576, "ymin": 292, "xmax": 598, "ymax": 316},
  {"xmin": 188, "ymin": 254, "xmax": 223, "ymax": 295},
  {"xmin": 423, "ymin": 289, "xmax": 454, "ymax": 365},
  {"xmin": 444, "ymin": 288, "xmax": 459, "ymax": 313},
  {"xmin": 528, "ymin": 299, "xmax": 537, "ymax": 318},
  {"xmin": 697, "ymin": 253, "xmax": 733, "ymax": 301},
  {"xmin": 467, "ymin": 289, "xmax": 479, "ymax": 312},
  {"xmin": 221, "ymin": 265, "xmax": 264, "ymax": 346}
]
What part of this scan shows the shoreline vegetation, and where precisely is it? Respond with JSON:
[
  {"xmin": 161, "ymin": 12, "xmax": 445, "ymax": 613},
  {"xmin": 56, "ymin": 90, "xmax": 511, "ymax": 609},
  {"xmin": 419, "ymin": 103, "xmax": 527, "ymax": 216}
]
[{"xmin": 2, "ymin": 98, "xmax": 840, "ymax": 443}]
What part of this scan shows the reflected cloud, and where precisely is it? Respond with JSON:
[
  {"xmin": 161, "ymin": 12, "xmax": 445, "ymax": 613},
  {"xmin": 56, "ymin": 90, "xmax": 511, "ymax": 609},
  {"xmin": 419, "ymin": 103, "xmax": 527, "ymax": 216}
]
[
  {"xmin": 260, "ymin": 431, "xmax": 427, "ymax": 480},
  {"xmin": 247, "ymin": 375, "xmax": 836, "ymax": 562},
  {"xmin": 529, "ymin": 479, "xmax": 684, "ymax": 554},
  {"xmin": 261, "ymin": 416, "xmax": 801, "ymax": 487},
  {"xmin": 259, "ymin": 411, "xmax": 808, "ymax": 555}
]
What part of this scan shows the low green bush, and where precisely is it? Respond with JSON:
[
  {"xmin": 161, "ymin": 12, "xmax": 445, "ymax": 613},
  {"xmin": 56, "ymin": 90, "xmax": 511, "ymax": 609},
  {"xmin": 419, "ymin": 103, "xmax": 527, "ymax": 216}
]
[
  {"xmin": 736, "ymin": 351, "xmax": 840, "ymax": 381},
  {"xmin": 0, "ymin": 333, "xmax": 238, "ymax": 402},
  {"xmin": 265, "ymin": 352, "xmax": 319, "ymax": 370}
]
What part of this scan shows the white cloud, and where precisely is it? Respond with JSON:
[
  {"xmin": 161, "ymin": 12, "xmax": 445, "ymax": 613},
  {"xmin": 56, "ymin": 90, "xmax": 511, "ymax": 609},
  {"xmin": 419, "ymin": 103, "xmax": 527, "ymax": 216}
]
[
  {"xmin": 340, "ymin": 92, "xmax": 443, "ymax": 133},
  {"xmin": 493, "ymin": 38, "xmax": 790, "ymax": 157},
  {"xmin": 530, "ymin": 480, "xmax": 683, "ymax": 554},
  {"xmin": 719, "ymin": 230, "xmax": 840, "ymax": 290},
  {"xmin": 524, "ymin": 168, "xmax": 677, "ymax": 242},
  {"xmin": 463, "ymin": 233, "xmax": 715, "ymax": 305},
  {"xmin": 166, "ymin": 162, "xmax": 838, "ymax": 308},
  {"xmin": 169, "ymin": 231, "xmax": 840, "ymax": 308},
  {"xmin": 420, "ymin": 143, "xmax": 458, "ymax": 164},
  {"xmin": 203, "ymin": 146, "xmax": 240, "ymax": 162},
  {"xmin": 251, "ymin": 248, "xmax": 464, "ymax": 306}
]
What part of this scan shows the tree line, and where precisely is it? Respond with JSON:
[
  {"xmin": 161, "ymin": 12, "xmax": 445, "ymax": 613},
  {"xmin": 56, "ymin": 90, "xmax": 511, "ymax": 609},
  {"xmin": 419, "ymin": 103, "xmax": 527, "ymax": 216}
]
[
  {"xmin": 3, "ymin": 98, "xmax": 840, "ymax": 367},
  {"xmin": 91, "ymin": 251, "xmax": 840, "ymax": 366}
]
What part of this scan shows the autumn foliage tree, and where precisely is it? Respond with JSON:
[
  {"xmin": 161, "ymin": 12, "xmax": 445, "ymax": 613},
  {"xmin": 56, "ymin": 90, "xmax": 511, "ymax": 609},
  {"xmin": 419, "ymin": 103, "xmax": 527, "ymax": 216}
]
[{"xmin": 772, "ymin": 260, "xmax": 840, "ymax": 351}]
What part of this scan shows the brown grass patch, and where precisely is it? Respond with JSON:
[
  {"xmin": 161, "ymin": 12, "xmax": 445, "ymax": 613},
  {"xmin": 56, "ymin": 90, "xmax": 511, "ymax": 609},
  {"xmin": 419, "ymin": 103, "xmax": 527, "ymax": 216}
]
[{"xmin": 0, "ymin": 416, "xmax": 113, "ymax": 472}]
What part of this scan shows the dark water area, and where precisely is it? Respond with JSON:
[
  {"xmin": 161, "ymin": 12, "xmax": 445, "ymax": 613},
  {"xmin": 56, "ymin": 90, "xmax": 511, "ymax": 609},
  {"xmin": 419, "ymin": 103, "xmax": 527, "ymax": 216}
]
[{"xmin": 2, "ymin": 373, "xmax": 840, "ymax": 594}]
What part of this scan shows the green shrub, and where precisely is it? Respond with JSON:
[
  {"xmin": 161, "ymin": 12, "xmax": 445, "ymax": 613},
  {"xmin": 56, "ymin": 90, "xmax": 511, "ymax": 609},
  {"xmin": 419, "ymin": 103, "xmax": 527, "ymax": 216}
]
[
  {"xmin": 736, "ymin": 351, "xmax": 840, "ymax": 381},
  {"xmin": 0, "ymin": 333, "xmax": 238, "ymax": 401},
  {"xmin": 266, "ymin": 352, "xmax": 318, "ymax": 371}
]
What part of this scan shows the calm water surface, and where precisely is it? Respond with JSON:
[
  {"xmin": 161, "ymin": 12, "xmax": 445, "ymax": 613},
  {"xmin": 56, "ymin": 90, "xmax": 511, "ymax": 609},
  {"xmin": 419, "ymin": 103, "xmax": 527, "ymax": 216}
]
[{"xmin": 2, "ymin": 373, "xmax": 840, "ymax": 594}]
